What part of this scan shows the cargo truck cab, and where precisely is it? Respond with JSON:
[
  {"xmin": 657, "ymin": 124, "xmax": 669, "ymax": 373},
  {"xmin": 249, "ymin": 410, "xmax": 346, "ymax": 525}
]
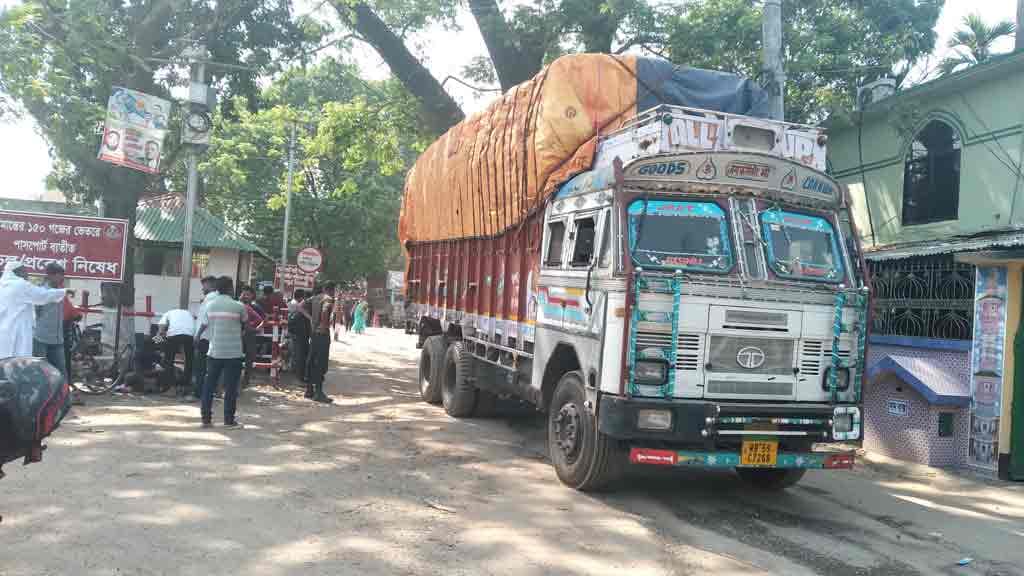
[{"xmin": 410, "ymin": 105, "xmax": 867, "ymax": 491}]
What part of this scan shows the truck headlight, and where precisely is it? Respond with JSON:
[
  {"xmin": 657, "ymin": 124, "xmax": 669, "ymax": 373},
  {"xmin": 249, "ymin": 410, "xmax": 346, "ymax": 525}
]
[
  {"xmin": 832, "ymin": 406, "xmax": 861, "ymax": 440},
  {"xmin": 635, "ymin": 360, "xmax": 669, "ymax": 385},
  {"xmin": 822, "ymin": 367, "xmax": 850, "ymax": 391},
  {"xmin": 637, "ymin": 409, "xmax": 673, "ymax": 431}
]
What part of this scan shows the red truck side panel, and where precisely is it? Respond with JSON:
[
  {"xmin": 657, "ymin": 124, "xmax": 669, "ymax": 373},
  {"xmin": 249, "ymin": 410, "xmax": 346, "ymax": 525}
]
[{"xmin": 406, "ymin": 210, "xmax": 544, "ymax": 347}]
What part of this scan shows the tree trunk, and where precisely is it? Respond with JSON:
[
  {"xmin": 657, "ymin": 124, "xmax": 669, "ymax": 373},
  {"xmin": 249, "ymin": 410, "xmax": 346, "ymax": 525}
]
[
  {"xmin": 338, "ymin": 2, "xmax": 465, "ymax": 134},
  {"xmin": 468, "ymin": 0, "xmax": 543, "ymax": 90}
]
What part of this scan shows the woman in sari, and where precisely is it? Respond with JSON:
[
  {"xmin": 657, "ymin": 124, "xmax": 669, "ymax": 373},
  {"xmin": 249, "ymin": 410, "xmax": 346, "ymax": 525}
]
[{"xmin": 352, "ymin": 300, "xmax": 367, "ymax": 335}]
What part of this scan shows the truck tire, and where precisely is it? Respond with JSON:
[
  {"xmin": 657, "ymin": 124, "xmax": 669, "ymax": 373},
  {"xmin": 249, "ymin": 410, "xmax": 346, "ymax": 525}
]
[
  {"xmin": 442, "ymin": 341, "xmax": 478, "ymax": 417},
  {"xmin": 548, "ymin": 371, "xmax": 624, "ymax": 491},
  {"xmin": 735, "ymin": 468, "xmax": 806, "ymax": 490},
  {"xmin": 418, "ymin": 335, "xmax": 445, "ymax": 404}
]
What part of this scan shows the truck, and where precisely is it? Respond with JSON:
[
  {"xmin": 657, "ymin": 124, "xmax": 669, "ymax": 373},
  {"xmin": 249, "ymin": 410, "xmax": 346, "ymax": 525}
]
[{"xmin": 401, "ymin": 54, "xmax": 868, "ymax": 491}]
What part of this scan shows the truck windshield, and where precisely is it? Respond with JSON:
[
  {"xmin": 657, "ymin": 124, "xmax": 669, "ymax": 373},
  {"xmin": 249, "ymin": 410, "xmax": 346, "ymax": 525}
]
[
  {"xmin": 760, "ymin": 210, "xmax": 844, "ymax": 282},
  {"xmin": 628, "ymin": 200, "xmax": 732, "ymax": 272}
]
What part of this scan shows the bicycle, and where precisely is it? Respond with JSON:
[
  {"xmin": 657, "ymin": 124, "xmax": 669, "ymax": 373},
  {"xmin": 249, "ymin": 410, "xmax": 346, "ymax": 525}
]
[{"xmin": 68, "ymin": 320, "xmax": 135, "ymax": 395}]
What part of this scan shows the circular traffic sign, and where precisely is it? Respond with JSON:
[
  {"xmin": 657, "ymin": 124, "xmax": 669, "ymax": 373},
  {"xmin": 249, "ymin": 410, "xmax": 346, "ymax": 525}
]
[{"xmin": 296, "ymin": 247, "xmax": 323, "ymax": 274}]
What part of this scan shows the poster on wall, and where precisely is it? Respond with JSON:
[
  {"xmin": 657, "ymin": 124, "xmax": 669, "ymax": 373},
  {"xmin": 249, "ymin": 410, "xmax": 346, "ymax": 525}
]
[
  {"xmin": 97, "ymin": 86, "xmax": 171, "ymax": 174},
  {"xmin": 969, "ymin": 266, "xmax": 1007, "ymax": 470}
]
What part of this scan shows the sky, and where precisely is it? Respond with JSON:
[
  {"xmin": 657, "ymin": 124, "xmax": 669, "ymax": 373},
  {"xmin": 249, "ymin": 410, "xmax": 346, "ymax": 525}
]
[{"xmin": 0, "ymin": 0, "xmax": 1019, "ymax": 202}]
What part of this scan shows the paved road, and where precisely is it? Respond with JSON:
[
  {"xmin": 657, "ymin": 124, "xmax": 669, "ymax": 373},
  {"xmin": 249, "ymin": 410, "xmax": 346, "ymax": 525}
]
[{"xmin": 3, "ymin": 329, "xmax": 1023, "ymax": 575}]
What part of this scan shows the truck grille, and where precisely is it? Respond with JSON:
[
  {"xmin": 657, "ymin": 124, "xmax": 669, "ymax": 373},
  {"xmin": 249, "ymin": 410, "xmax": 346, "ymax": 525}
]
[
  {"xmin": 707, "ymin": 380, "xmax": 793, "ymax": 396},
  {"xmin": 635, "ymin": 331, "xmax": 703, "ymax": 371},
  {"xmin": 799, "ymin": 339, "xmax": 851, "ymax": 378},
  {"xmin": 706, "ymin": 336, "xmax": 794, "ymax": 375}
]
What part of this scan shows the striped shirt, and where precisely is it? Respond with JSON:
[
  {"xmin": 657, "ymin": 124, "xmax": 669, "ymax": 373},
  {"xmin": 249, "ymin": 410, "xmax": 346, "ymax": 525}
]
[{"xmin": 200, "ymin": 294, "xmax": 245, "ymax": 359}]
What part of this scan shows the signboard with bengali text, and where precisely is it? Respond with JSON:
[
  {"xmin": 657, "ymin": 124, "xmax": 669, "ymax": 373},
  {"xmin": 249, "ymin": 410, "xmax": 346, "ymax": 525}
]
[
  {"xmin": 274, "ymin": 264, "xmax": 316, "ymax": 295},
  {"xmin": 0, "ymin": 211, "xmax": 128, "ymax": 281},
  {"xmin": 296, "ymin": 247, "xmax": 323, "ymax": 274}
]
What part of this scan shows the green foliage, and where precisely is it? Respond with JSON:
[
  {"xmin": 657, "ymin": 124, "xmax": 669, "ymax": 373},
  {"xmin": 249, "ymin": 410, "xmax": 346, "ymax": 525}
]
[
  {"xmin": 664, "ymin": 0, "xmax": 942, "ymax": 124},
  {"xmin": 202, "ymin": 63, "xmax": 426, "ymax": 282},
  {"xmin": 940, "ymin": 13, "xmax": 1017, "ymax": 76},
  {"xmin": 0, "ymin": 0, "xmax": 318, "ymax": 207}
]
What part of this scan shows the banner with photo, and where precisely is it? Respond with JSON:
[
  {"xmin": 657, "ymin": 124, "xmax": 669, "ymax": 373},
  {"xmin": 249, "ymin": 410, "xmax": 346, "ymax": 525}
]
[
  {"xmin": 97, "ymin": 86, "xmax": 171, "ymax": 174},
  {"xmin": 970, "ymin": 266, "xmax": 1007, "ymax": 470}
]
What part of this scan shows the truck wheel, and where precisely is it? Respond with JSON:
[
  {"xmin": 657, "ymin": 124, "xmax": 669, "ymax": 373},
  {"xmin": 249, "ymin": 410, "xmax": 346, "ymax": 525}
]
[
  {"xmin": 418, "ymin": 335, "xmax": 445, "ymax": 404},
  {"xmin": 442, "ymin": 342, "xmax": 478, "ymax": 417},
  {"xmin": 735, "ymin": 468, "xmax": 806, "ymax": 490},
  {"xmin": 548, "ymin": 371, "xmax": 624, "ymax": 491}
]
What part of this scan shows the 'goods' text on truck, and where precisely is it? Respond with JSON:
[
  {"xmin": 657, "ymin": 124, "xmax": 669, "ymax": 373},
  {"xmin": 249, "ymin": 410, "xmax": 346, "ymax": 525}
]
[{"xmin": 400, "ymin": 55, "xmax": 868, "ymax": 491}]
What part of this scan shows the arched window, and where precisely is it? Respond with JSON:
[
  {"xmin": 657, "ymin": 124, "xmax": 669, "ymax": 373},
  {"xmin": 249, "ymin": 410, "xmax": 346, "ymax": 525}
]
[{"xmin": 902, "ymin": 120, "xmax": 962, "ymax": 225}]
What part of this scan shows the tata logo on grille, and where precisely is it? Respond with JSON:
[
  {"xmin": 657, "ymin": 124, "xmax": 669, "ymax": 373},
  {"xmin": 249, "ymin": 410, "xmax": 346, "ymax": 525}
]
[{"xmin": 736, "ymin": 346, "xmax": 766, "ymax": 369}]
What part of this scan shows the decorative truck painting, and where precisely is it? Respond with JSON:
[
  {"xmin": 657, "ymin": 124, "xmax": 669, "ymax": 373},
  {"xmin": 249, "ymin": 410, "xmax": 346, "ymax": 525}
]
[
  {"xmin": 0, "ymin": 211, "xmax": 128, "ymax": 281},
  {"xmin": 401, "ymin": 54, "xmax": 868, "ymax": 491}
]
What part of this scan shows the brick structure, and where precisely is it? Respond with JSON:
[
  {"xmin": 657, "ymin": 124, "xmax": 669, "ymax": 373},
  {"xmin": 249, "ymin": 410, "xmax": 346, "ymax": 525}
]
[{"xmin": 864, "ymin": 340, "xmax": 971, "ymax": 468}]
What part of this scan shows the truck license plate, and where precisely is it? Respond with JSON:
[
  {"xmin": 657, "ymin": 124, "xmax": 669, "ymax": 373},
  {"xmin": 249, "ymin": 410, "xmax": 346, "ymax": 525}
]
[{"xmin": 740, "ymin": 441, "xmax": 778, "ymax": 467}]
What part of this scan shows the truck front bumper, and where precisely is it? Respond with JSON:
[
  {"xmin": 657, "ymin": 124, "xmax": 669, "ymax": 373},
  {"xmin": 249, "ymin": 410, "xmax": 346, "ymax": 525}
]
[
  {"xmin": 597, "ymin": 394, "xmax": 861, "ymax": 447},
  {"xmin": 628, "ymin": 447, "xmax": 855, "ymax": 469}
]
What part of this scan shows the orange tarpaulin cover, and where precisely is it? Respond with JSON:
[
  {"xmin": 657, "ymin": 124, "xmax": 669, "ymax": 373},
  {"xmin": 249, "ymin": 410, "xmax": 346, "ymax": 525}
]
[{"xmin": 399, "ymin": 54, "xmax": 640, "ymax": 245}]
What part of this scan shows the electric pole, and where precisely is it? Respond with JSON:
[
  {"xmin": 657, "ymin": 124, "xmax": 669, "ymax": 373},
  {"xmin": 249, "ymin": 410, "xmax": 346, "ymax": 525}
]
[
  {"xmin": 763, "ymin": 0, "xmax": 785, "ymax": 121},
  {"xmin": 1017, "ymin": 0, "xmax": 1024, "ymax": 51},
  {"xmin": 281, "ymin": 122, "xmax": 296, "ymax": 266},
  {"xmin": 179, "ymin": 44, "xmax": 213, "ymax": 309}
]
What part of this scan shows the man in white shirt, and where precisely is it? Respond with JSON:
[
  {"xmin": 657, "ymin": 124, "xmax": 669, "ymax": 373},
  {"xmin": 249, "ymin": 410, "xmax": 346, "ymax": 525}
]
[{"xmin": 158, "ymin": 307, "xmax": 196, "ymax": 397}]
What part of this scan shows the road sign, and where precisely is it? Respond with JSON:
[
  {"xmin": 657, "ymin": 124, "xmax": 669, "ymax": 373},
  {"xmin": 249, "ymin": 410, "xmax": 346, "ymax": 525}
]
[
  {"xmin": 296, "ymin": 247, "xmax": 323, "ymax": 274},
  {"xmin": 274, "ymin": 264, "xmax": 315, "ymax": 294}
]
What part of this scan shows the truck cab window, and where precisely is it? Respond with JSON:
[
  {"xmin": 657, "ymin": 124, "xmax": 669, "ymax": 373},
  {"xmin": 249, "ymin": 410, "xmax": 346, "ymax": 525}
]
[
  {"xmin": 545, "ymin": 220, "xmax": 567, "ymax": 267},
  {"xmin": 760, "ymin": 210, "xmax": 844, "ymax": 283},
  {"xmin": 598, "ymin": 215, "xmax": 612, "ymax": 268},
  {"xmin": 570, "ymin": 216, "xmax": 597, "ymax": 267}
]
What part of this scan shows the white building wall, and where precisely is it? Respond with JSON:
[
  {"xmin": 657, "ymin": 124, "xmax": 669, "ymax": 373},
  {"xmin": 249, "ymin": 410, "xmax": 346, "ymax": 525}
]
[{"xmin": 65, "ymin": 247, "xmax": 243, "ymax": 335}]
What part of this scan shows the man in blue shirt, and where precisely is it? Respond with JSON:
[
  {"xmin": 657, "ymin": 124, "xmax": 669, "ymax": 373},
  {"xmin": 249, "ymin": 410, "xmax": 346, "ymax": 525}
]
[{"xmin": 33, "ymin": 263, "xmax": 71, "ymax": 379}]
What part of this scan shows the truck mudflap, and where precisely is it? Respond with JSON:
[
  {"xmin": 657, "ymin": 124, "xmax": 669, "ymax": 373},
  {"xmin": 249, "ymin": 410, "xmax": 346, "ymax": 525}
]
[{"xmin": 629, "ymin": 447, "xmax": 855, "ymax": 469}]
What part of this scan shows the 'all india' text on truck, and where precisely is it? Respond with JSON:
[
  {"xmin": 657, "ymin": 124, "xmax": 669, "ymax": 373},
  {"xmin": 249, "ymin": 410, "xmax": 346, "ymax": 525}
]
[{"xmin": 399, "ymin": 54, "xmax": 868, "ymax": 491}]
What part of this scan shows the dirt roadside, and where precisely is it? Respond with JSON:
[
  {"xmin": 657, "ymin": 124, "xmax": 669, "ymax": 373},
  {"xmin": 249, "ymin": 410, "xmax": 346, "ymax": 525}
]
[{"xmin": 2, "ymin": 329, "xmax": 1022, "ymax": 576}]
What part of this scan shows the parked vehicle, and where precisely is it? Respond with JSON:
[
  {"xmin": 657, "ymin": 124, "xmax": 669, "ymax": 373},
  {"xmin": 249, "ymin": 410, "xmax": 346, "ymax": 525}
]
[{"xmin": 403, "ymin": 55, "xmax": 868, "ymax": 491}]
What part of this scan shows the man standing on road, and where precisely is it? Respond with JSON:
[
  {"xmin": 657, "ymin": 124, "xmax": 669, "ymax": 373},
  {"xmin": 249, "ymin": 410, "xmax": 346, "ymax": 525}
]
[
  {"xmin": 157, "ymin": 307, "xmax": 195, "ymax": 397},
  {"xmin": 196, "ymin": 276, "xmax": 246, "ymax": 429},
  {"xmin": 0, "ymin": 260, "xmax": 66, "ymax": 358},
  {"xmin": 192, "ymin": 276, "xmax": 217, "ymax": 399},
  {"xmin": 32, "ymin": 263, "xmax": 72, "ymax": 378},
  {"xmin": 238, "ymin": 286, "xmax": 264, "ymax": 388},
  {"xmin": 304, "ymin": 281, "xmax": 335, "ymax": 403},
  {"xmin": 287, "ymin": 289, "xmax": 310, "ymax": 382}
]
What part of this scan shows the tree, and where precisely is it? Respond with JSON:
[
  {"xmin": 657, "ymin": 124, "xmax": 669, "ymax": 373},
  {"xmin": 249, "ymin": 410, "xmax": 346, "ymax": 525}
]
[
  {"xmin": 202, "ymin": 62, "xmax": 423, "ymax": 282},
  {"xmin": 663, "ymin": 0, "xmax": 942, "ymax": 124},
  {"xmin": 940, "ymin": 13, "xmax": 1016, "ymax": 76},
  {"xmin": 331, "ymin": 0, "xmax": 663, "ymax": 134},
  {"xmin": 0, "ymin": 0, "xmax": 317, "ymax": 299}
]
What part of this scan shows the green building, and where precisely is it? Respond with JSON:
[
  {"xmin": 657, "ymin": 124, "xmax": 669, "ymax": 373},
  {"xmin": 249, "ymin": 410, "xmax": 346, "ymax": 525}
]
[{"xmin": 828, "ymin": 51, "xmax": 1024, "ymax": 480}]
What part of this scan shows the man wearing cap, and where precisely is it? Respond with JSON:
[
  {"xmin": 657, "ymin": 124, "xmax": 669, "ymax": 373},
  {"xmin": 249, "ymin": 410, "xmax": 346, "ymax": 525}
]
[{"xmin": 0, "ymin": 260, "xmax": 66, "ymax": 358}]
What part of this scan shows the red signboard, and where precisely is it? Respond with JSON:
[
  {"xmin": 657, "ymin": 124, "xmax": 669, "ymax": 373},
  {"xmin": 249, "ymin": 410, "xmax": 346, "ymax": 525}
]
[{"xmin": 0, "ymin": 210, "xmax": 128, "ymax": 281}]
